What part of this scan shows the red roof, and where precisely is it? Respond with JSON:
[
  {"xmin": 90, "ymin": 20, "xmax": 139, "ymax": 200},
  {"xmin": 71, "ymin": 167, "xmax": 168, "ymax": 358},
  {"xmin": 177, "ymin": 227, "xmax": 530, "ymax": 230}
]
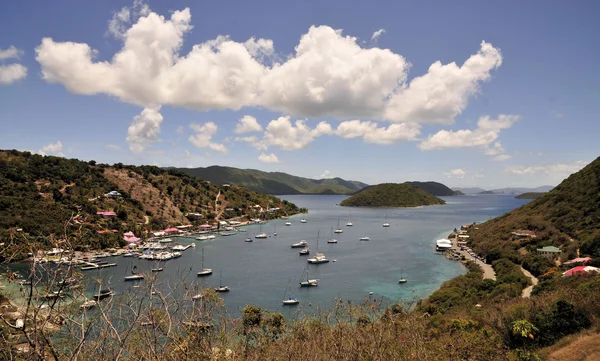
[
  {"xmin": 563, "ymin": 266, "xmax": 589, "ymax": 276},
  {"xmin": 164, "ymin": 228, "xmax": 179, "ymax": 233},
  {"xmin": 564, "ymin": 257, "xmax": 592, "ymax": 265}
]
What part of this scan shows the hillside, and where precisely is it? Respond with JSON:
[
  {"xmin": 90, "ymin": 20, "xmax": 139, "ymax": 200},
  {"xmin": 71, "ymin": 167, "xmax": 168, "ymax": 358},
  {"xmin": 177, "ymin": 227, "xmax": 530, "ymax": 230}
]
[
  {"xmin": 453, "ymin": 187, "xmax": 486, "ymax": 194},
  {"xmin": 515, "ymin": 192, "xmax": 546, "ymax": 199},
  {"xmin": 340, "ymin": 183, "xmax": 446, "ymax": 208},
  {"xmin": 0, "ymin": 150, "xmax": 303, "ymax": 251},
  {"xmin": 178, "ymin": 166, "xmax": 368, "ymax": 195},
  {"xmin": 406, "ymin": 181, "xmax": 461, "ymax": 196},
  {"xmin": 468, "ymin": 156, "xmax": 600, "ymax": 265}
]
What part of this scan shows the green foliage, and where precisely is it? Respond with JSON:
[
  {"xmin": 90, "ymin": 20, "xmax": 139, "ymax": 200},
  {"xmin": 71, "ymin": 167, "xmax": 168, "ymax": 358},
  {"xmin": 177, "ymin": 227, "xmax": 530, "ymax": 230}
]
[
  {"xmin": 521, "ymin": 254, "xmax": 554, "ymax": 277},
  {"xmin": 515, "ymin": 192, "xmax": 546, "ymax": 200},
  {"xmin": 340, "ymin": 183, "xmax": 446, "ymax": 208}
]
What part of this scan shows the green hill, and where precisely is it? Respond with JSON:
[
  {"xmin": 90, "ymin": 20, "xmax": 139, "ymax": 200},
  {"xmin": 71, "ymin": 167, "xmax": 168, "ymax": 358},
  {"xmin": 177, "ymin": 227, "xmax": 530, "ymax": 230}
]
[
  {"xmin": 469, "ymin": 156, "xmax": 600, "ymax": 265},
  {"xmin": 406, "ymin": 181, "xmax": 461, "ymax": 196},
  {"xmin": 515, "ymin": 192, "xmax": 546, "ymax": 199},
  {"xmin": 340, "ymin": 183, "xmax": 446, "ymax": 208},
  {"xmin": 0, "ymin": 150, "xmax": 303, "ymax": 253},
  {"xmin": 177, "ymin": 166, "xmax": 368, "ymax": 195}
]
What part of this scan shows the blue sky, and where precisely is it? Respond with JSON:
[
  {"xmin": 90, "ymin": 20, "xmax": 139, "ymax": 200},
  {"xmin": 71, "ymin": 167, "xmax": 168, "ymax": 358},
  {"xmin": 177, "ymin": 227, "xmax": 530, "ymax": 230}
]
[{"xmin": 1, "ymin": 0, "xmax": 599, "ymax": 188}]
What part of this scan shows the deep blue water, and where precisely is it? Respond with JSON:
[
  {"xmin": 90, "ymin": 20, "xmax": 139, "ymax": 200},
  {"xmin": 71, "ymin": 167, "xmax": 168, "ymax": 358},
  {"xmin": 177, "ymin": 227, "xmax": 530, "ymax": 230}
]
[{"xmin": 6, "ymin": 194, "xmax": 529, "ymax": 315}]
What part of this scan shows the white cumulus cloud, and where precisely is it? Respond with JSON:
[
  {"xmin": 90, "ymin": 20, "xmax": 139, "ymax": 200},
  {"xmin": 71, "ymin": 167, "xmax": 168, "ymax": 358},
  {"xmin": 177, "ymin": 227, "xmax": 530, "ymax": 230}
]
[
  {"xmin": 0, "ymin": 46, "xmax": 24, "ymax": 60},
  {"xmin": 35, "ymin": 5, "xmax": 503, "ymax": 124},
  {"xmin": 263, "ymin": 116, "xmax": 333, "ymax": 150},
  {"xmin": 506, "ymin": 161, "xmax": 587, "ymax": 177},
  {"xmin": 188, "ymin": 122, "xmax": 228, "ymax": 154},
  {"xmin": 444, "ymin": 168, "xmax": 466, "ymax": 179},
  {"xmin": 0, "ymin": 64, "xmax": 27, "ymax": 85},
  {"xmin": 126, "ymin": 106, "xmax": 164, "ymax": 153},
  {"xmin": 385, "ymin": 41, "xmax": 502, "ymax": 124},
  {"xmin": 419, "ymin": 114, "xmax": 518, "ymax": 160},
  {"xmin": 258, "ymin": 152, "xmax": 280, "ymax": 163},
  {"xmin": 39, "ymin": 141, "xmax": 65, "ymax": 157},
  {"xmin": 336, "ymin": 120, "xmax": 420, "ymax": 144},
  {"xmin": 234, "ymin": 115, "xmax": 262, "ymax": 133}
]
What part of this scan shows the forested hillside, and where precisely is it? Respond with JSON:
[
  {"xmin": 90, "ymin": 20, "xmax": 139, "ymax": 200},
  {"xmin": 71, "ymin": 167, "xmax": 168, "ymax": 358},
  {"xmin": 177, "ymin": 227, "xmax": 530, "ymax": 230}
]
[{"xmin": 0, "ymin": 150, "xmax": 303, "ymax": 250}]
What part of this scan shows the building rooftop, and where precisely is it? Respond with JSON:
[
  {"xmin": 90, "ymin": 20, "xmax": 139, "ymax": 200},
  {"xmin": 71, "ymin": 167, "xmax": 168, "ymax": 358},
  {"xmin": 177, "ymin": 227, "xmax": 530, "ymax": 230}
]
[{"xmin": 537, "ymin": 246, "xmax": 561, "ymax": 253}]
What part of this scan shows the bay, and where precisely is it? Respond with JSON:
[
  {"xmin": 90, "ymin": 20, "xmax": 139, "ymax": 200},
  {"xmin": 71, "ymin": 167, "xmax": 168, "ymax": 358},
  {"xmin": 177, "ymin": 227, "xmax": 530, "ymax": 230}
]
[{"xmin": 6, "ymin": 194, "xmax": 529, "ymax": 316}]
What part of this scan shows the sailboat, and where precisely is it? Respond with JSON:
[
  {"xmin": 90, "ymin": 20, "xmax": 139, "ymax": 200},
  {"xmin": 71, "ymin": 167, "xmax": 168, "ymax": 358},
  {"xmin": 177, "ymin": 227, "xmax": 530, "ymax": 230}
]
[
  {"xmin": 282, "ymin": 278, "xmax": 299, "ymax": 305},
  {"xmin": 334, "ymin": 217, "xmax": 343, "ymax": 233},
  {"xmin": 346, "ymin": 212, "xmax": 353, "ymax": 227},
  {"xmin": 197, "ymin": 248, "xmax": 213, "ymax": 277},
  {"xmin": 151, "ymin": 261, "xmax": 163, "ymax": 272},
  {"xmin": 327, "ymin": 226, "xmax": 338, "ymax": 243},
  {"xmin": 300, "ymin": 218, "xmax": 307, "ymax": 223},
  {"xmin": 214, "ymin": 271, "xmax": 230, "ymax": 292},
  {"xmin": 255, "ymin": 225, "xmax": 267, "ymax": 239},
  {"xmin": 383, "ymin": 213, "xmax": 390, "ymax": 228},
  {"xmin": 273, "ymin": 225, "xmax": 277, "ymax": 236},
  {"xmin": 308, "ymin": 231, "xmax": 329, "ymax": 264},
  {"xmin": 398, "ymin": 269, "xmax": 407, "ymax": 284},
  {"xmin": 299, "ymin": 247, "xmax": 310, "ymax": 255},
  {"xmin": 299, "ymin": 264, "xmax": 318, "ymax": 287},
  {"xmin": 124, "ymin": 260, "xmax": 144, "ymax": 281}
]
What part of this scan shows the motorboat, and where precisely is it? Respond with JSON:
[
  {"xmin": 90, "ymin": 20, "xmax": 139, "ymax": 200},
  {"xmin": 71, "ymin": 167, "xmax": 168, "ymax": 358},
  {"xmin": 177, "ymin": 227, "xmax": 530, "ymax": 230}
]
[
  {"xmin": 220, "ymin": 231, "xmax": 236, "ymax": 236},
  {"xmin": 359, "ymin": 237, "xmax": 370, "ymax": 241},
  {"xmin": 192, "ymin": 294, "xmax": 203, "ymax": 300},
  {"xmin": 151, "ymin": 267, "xmax": 163, "ymax": 272},
  {"xmin": 197, "ymin": 248, "xmax": 213, "ymax": 277},
  {"xmin": 436, "ymin": 239, "xmax": 452, "ymax": 252},
  {"xmin": 159, "ymin": 238, "xmax": 173, "ymax": 243},
  {"xmin": 245, "ymin": 238, "xmax": 253, "ymax": 242},
  {"xmin": 299, "ymin": 248, "xmax": 310, "ymax": 255},
  {"xmin": 196, "ymin": 236, "xmax": 209, "ymax": 241},
  {"xmin": 206, "ymin": 235, "xmax": 216, "ymax": 239},
  {"xmin": 285, "ymin": 222, "xmax": 292, "ymax": 226},
  {"xmin": 291, "ymin": 240, "xmax": 308, "ymax": 248},
  {"xmin": 255, "ymin": 233, "xmax": 267, "ymax": 239},
  {"xmin": 124, "ymin": 273, "xmax": 144, "ymax": 281},
  {"xmin": 300, "ymin": 219, "xmax": 307, "ymax": 223}
]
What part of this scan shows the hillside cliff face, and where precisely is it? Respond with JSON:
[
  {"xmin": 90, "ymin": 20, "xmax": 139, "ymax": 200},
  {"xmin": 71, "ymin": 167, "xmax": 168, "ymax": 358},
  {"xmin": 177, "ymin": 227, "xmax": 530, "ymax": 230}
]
[
  {"xmin": 406, "ymin": 181, "xmax": 461, "ymax": 196},
  {"xmin": 340, "ymin": 183, "xmax": 446, "ymax": 208},
  {"xmin": 0, "ymin": 150, "xmax": 303, "ymax": 250},
  {"xmin": 469, "ymin": 157, "xmax": 600, "ymax": 261},
  {"xmin": 178, "ymin": 166, "xmax": 368, "ymax": 195}
]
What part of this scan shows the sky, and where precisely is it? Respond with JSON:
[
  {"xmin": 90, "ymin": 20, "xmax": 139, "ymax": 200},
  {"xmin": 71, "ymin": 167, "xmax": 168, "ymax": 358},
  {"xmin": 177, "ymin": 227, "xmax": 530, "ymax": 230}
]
[{"xmin": 1, "ymin": 0, "xmax": 599, "ymax": 188}]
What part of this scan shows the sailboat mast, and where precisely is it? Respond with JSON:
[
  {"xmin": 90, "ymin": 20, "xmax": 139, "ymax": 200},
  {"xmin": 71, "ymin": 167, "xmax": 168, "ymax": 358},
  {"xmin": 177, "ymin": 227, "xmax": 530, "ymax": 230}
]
[{"xmin": 201, "ymin": 248, "xmax": 204, "ymax": 269}]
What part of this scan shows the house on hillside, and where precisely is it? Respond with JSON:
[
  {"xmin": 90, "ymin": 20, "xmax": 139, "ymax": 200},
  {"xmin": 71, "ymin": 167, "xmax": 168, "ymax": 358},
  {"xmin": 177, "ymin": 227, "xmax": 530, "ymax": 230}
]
[
  {"xmin": 563, "ymin": 266, "xmax": 600, "ymax": 276},
  {"xmin": 104, "ymin": 190, "xmax": 121, "ymax": 198},
  {"xmin": 97, "ymin": 211, "xmax": 117, "ymax": 218},
  {"xmin": 563, "ymin": 257, "xmax": 592, "ymax": 265},
  {"xmin": 536, "ymin": 246, "xmax": 562, "ymax": 259}
]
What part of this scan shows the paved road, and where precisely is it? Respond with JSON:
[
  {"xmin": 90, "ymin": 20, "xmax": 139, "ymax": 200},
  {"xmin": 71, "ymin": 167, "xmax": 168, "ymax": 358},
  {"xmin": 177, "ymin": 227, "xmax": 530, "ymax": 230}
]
[
  {"xmin": 520, "ymin": 267, "xmax": 539, "ymax": 298},
  {"xmin": 451, "ymin": 238, "xmax": 496, "ymax": 280}
]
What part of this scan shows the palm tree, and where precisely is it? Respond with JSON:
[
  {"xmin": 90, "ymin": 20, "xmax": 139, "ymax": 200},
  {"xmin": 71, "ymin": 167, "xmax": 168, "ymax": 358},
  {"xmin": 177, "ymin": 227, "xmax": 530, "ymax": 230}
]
[{"xmin": 511, "ymin": 320, "xmax": 538, "ymax": 340}]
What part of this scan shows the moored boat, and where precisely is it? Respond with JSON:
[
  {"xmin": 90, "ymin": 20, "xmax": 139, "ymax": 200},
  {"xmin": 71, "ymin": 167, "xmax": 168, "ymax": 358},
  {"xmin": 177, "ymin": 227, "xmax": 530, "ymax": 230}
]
[
  {"xmin": 197, "ymin": 248, "xmax": 213, "ymax": 277},
  {"xmin": 291, "ymin": 240, "xmax": 308, "ymax": 248}
]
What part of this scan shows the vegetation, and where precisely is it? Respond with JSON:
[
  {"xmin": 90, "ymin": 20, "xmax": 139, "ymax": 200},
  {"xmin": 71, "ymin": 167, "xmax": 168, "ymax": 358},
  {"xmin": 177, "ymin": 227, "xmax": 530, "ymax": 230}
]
[
  {"xmin": 467, "ymin": 156, "xmax": 600, "ymax": 262},
  {"xmin": 340, "ymin": 183, "xmax": 446, "ymax": 208},
  {"xmin": 406, "ymin": 181, "xmax": 462, "ymax": 196},
  {"xmin": 0, "ymin": 150, "xmax": 304, "ymax": 253},
  {"xmin": 515, "ymin": 192, "xmax": 546, "ymax": 199},
  {"xmin": 178, "ymin": 165, "xmax": 368, "ymax": 195}
]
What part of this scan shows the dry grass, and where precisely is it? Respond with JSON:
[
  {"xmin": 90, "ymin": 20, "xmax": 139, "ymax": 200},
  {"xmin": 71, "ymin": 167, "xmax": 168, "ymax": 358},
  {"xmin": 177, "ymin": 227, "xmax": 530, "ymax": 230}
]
[{"xmin": 542, "ymin": 331, "xmax": 600, "ymax": 361}]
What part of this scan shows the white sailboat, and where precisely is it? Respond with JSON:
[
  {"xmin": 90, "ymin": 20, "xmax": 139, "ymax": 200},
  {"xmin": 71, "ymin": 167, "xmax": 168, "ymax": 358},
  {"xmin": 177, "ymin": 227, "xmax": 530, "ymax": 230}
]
[
  {"xmin": 398, "ymin": 269, "xmax": 407, "ymax": 284},
  {"xmin": 308, "ymin": 231, "xmax": 329, "ymax": 264},
  {"xmin": 383, "ymin": 213, "xmax": 390, "ymax": 228},
  {"xmin": 300, "ymin": 218, "xmax": 307, "ymax": 223},
  {"xmin": 346, "ymin": 212, "xmax": 353, "ymax": 227},
  {"xmin": 327, "ymin": 226, "xmax": 338, "ymax": 243},
  {"xmin": 255, "ymin": 225, "xmax": 267, "ymax": 239},
  {"xmin": 214, "ymin": 271, "xmax": 230, "ymax": 292},
  {"xmin": 282, "ymin": 278, "xmax": 299, "ymax": 305},
  {"xmin": 299, "ymin": 264, "xmax": 318, "ymax": 287},
  {"xmin": 197, "ymin": 248, "xmax": 213, "ymax": 277},
  {"xmin": 273, "ymin": 225, "xmax": 277, "ymax": 236},
  {"xmin": 285, "ymin": 221, "xmax": 292, "ymax": 226},
  {"xmin": 124, "ymin": 260, "xmax": 144, "ymax": 281},
  {"xmin": 359, "ymin": 236, "xmax": 370, "ymax": 241},
  {"xmin": 334, "ymin": 217, "xmax": 343, "ymax": 233}
]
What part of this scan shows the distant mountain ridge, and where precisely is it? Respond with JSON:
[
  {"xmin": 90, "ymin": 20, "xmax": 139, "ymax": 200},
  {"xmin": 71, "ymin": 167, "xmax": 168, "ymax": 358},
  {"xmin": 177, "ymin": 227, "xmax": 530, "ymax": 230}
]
[
  {"xmin": 406, "ymin": 181, "xmax": 462, "ymax": 196},
  {"xmin": 453, "ymin": 186, "xmax": 554, "ymax": 195},
  {"xmin": 178, "ymin": 166, "xmax": 368, "ymax": 195}
]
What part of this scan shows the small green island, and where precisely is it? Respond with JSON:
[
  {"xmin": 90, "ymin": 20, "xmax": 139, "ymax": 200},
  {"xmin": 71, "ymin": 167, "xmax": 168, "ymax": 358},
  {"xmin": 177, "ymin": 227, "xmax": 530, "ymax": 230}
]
[
  {"xmin": 515, "ymin": 192, "xmax": 546, "ymax": 199},
  {"xmin": 340, "ymin": 183, "xmax": 446, "ymax": 208}
]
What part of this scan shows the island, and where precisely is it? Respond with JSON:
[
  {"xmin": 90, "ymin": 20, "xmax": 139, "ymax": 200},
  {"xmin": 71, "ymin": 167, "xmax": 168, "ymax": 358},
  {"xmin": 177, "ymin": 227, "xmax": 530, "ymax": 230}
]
[
  {"xmin": 515, "ymin": 192, "xmax": 546, "ymax": 199},
  {"xmin": 340, "ymin": 183, "xmax": 446, "ymax": 208}
]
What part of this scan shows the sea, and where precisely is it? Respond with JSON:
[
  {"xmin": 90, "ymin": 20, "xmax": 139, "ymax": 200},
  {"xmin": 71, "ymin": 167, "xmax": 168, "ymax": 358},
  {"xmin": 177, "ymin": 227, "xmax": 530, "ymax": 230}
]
[{"xmin": 5, "ymin": 194, "xmax": 529, "ymax": 316}]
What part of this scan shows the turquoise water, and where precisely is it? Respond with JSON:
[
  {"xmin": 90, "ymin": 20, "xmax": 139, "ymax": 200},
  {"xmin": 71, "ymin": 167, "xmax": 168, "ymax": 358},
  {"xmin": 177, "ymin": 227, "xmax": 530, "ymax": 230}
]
[{"xmin": 6, "ymin": 194, "xmax": 529, "ymax": 315}]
